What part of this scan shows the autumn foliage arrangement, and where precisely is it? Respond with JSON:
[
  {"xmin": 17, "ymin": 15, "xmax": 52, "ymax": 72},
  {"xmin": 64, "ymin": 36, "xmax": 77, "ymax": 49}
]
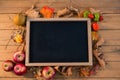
[{"xmin": 2, "ymin": 5, "xmax": 106, "ymax": 80}]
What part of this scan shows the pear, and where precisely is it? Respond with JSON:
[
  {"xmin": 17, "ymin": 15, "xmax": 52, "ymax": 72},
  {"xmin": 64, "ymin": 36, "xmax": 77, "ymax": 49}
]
[{"xmin": 13, "ymin": 14, "xmax": 26, "ymax": 26}]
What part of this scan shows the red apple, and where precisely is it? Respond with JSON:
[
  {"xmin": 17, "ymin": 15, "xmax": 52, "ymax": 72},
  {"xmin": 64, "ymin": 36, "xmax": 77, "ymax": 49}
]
[
  {"xmin": 13, "ymin": 51, "xmax": 25, "ymax": 63},
  {"xmin": 14, "ymin": 63, "xmax": 27, "ymax": 75},
  {"xmin": 42, "ymin": 66, "xmax": 55, "ymax": 79},
  {"xmin": 2, "ymin": 60, "xmax": 14, "ymax": 71}
]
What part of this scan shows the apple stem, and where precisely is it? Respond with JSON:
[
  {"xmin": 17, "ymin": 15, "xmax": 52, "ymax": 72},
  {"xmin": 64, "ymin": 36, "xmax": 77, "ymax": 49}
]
[
  {"xmin": 5, "ymin": 64, "xmax": 8, "ymax": 67},
  {"xmin": 47, "ymin": 71, "xmax": 51, "ymax": 75},
  {"xmin": 16, "ymin": 67, "xmax": 19, "ymax": 70}
]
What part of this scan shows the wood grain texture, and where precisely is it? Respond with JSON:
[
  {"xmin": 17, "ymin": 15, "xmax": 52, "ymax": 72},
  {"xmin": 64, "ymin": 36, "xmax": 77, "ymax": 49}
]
[
  {"xmin": 0, "ymin": 78, "xmax": 36, "ymax": 80},
  {"xmin": 99, "ymin": 30, "xmax": 120, "ymax": 39},
  {"xmin": 0, "ymin": 0, "xmax": 120, "ymax": 13},
  {"xmin": 0, "ymin": 0, "xmax": 119, "ymax": 8},
  {"xmin": 0, "ymin": 30, "xmax": 120, "ymax": 45},
  {"xmin": 0, "ymin": 78, "xmax": 120, "ymax": 80},
  {"xmin": 0, "ymin": 14, "xmax": 120, "ymax": 29},
  {"xmin": 99, "ymin": 14, "xmax": 120, "ymax": 30},
  {"xmin": 0, "ymin": 7, "xmax": 120, "ymax": 14},
  {"xmin": 0, "ymin": 62, "xmax": 120, "ymax": 78},
  {"xmin": 104, "ymin": 52, "xmax": 120, "ymax": 62},
  {"xmin": 0, "ymin": 50, "xmax": 120, "ymax": 62},
  {"xmin": 0, "ymin": 0, "xmax": 120, "ymax": 79},
  {"xmin": 102, "ymin": 46, "xmax": 120, "ymax": 53}
]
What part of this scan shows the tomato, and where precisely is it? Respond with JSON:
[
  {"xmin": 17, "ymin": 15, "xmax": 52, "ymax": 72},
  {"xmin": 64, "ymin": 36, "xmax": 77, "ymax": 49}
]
[
  {"xmin": 92, "ymin": 22, "xmax": 99, "ymax": 31},
  {"xmin": 88, "ymin": 14, "xmax": 94, "ymax": 19}
]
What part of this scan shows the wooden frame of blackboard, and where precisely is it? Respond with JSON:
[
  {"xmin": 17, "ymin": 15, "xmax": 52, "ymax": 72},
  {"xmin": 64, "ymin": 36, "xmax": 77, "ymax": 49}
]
[{"xmin": 25, "ymin": 18, "xmax": 92, "ymax": 66}]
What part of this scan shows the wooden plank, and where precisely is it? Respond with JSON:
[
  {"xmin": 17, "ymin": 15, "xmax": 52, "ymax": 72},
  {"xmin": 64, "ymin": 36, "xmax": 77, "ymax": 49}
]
[
  {"xmin": 0, "ymin": 30, "xmax": 119, "ymax": 45},
  {"xmin": 0, "ymin": 46, "xmax": 23, "ymax": 56},
  {"xmin": 0, "ymin": 0, "xmax": 67, "ymax": 11},
  {"xmin": 0, "ymin": 45, "xmax": 119, "ymax": 56},
  {"xmin": 1, "ymin": 78, "xmax": 119, "ymax": 80},
  {"xmin": 0, "ymin": 7, "xmax": 71, "ymax": 14},
  {"xmin": 0, "ymin": 61, "xmax": 119, "ymax": 78},
  {"xmin": 89, "ymin": 62, "xmax": 120, "ymax": 78},
  {"xmin": 0, "ymin": 45, "xmax": 120, "ymax": 61},
  {"xmin": 99, "ymin": 30, "xmax": 120, "ymax": 39},
  {"xmin": 99, "ymin": 14, "xmax": 120, "ymax": 30},
  {"xmin": 0, "ymin": 78, "xmax": 36, "ymax": 80},
  {"xmin": 104, "ymin": 39, "xmax": 120, "ymax": 46},
  {"xmin": 101, "ymin": 14, "xmax": 120, "ymax": 22},
  {"xmin": 0, "ymin": 0, "xmax": 119, "ymax": 8},
  {"xmin": 0, "ymin": 30, "xmax": 120, "ymax": 45},
  {"xmin": 63, "ymin": 78, "xmax": 120, "ymax": 80},
  {"xmin": 0, "ymin": 0, "xmax": 67, "ymax": 3},
  {"xmin": 104, "ymin": 52, "xmax": 120, "ymax": 62},
  {"xmin": 0, "ymin": 23, "xmax": 17, "ymax": 30},
  {"xmin": 0, "ymin": 2, "xmax": 67, "ymax": 8},
  {"xmin": 0, "ymin": 14, "xmax": 120, "ymax": 29},
  {"xmin": 0, "ymin": 30, "xmax": 20, "ymax": 46},
  {"xmin": 0, "ymin": 7, "xmax": 120, "ymax": 14},
  {"xmin": 0, "ymin": 46, "xmax": 23, "ymax": 61},
  {"xmin": 102, "ymin": 46, "xmax": 120, "ymax": 53},
  {"xmin": 0, "ymin": 0, "xmax": 119, "ymax": 79},
  {"xmin": 0, "ymin": 0, "xmax": 119, "ymax": 14},
  {"xmin": 0, "ymin": 0, "xmax": 67, "ymax": 8},
  {"xmin": 1, "ymin": 21, "xmax": 120, "ymax": 30},
  {"xmin": 71, "ymin": 0, "xmax": 120, "ymax": 8},
  {"xmin": 0, "ymin": 14, "xmax": 15, "ymax": 23},
  {"xmin": 0, "ymin": 51, "xmax": 120, "ymax": 62},
  {"xmin": 99, "ymin": 22, "xmax": 120, "ymax": 30},
  {"xmin": 0, "ymin": 78, "xmax": 120, "ymax": 80},
  {"xmin": 93, "ymin": 64, "xmax": 120, "ymax": 77}
]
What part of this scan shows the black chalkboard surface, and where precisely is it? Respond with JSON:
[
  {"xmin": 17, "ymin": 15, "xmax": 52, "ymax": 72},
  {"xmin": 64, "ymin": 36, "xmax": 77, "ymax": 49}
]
[{"xmin": 26, "ymin": 18, "xmax": 92, "ymax": 66}]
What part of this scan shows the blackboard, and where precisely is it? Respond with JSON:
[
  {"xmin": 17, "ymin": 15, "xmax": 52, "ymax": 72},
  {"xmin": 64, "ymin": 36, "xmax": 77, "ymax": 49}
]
[{"xmin": 26, "ymin": 18, "xmax": 92, "ymax": 66}]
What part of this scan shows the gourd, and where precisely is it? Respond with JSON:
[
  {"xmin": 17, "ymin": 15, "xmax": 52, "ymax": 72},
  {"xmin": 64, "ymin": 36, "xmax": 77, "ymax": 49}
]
[{"xmin": 13, "ymin": 13, "xmax": 26, "ymax": 26}]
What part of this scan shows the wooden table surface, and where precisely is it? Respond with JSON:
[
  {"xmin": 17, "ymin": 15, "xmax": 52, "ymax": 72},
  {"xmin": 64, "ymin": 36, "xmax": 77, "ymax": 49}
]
[{"xmin": 0, "ymin": 0, "xmax": 120, "ymax": 80}]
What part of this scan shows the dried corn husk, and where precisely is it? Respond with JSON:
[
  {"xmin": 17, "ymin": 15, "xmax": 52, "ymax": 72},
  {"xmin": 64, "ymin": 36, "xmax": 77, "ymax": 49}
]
[
  {"xmin": 77, "ymin": 9, "xmax": 85, "ymax": 18},
  {"xmin": 54, "ymin": 66, "xmax": 73, "ymax": 76},
  {"xmin": 89, "ymin": 8, "xmax": 101, "ymax": 14},
  {"xmin": 93, "ymin": 50, "xmax": 106, "ymax": 69},
  {"xmin": 25, "ymin": 5, "xmax": 40, "ymax": 18},
  {"xmin": 56, "ymin": 8, "xmax": 71, "ymax": 17},
  {"xmin": 79, "ymin": 67, "xmax": 90, "ymax": 77}
]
